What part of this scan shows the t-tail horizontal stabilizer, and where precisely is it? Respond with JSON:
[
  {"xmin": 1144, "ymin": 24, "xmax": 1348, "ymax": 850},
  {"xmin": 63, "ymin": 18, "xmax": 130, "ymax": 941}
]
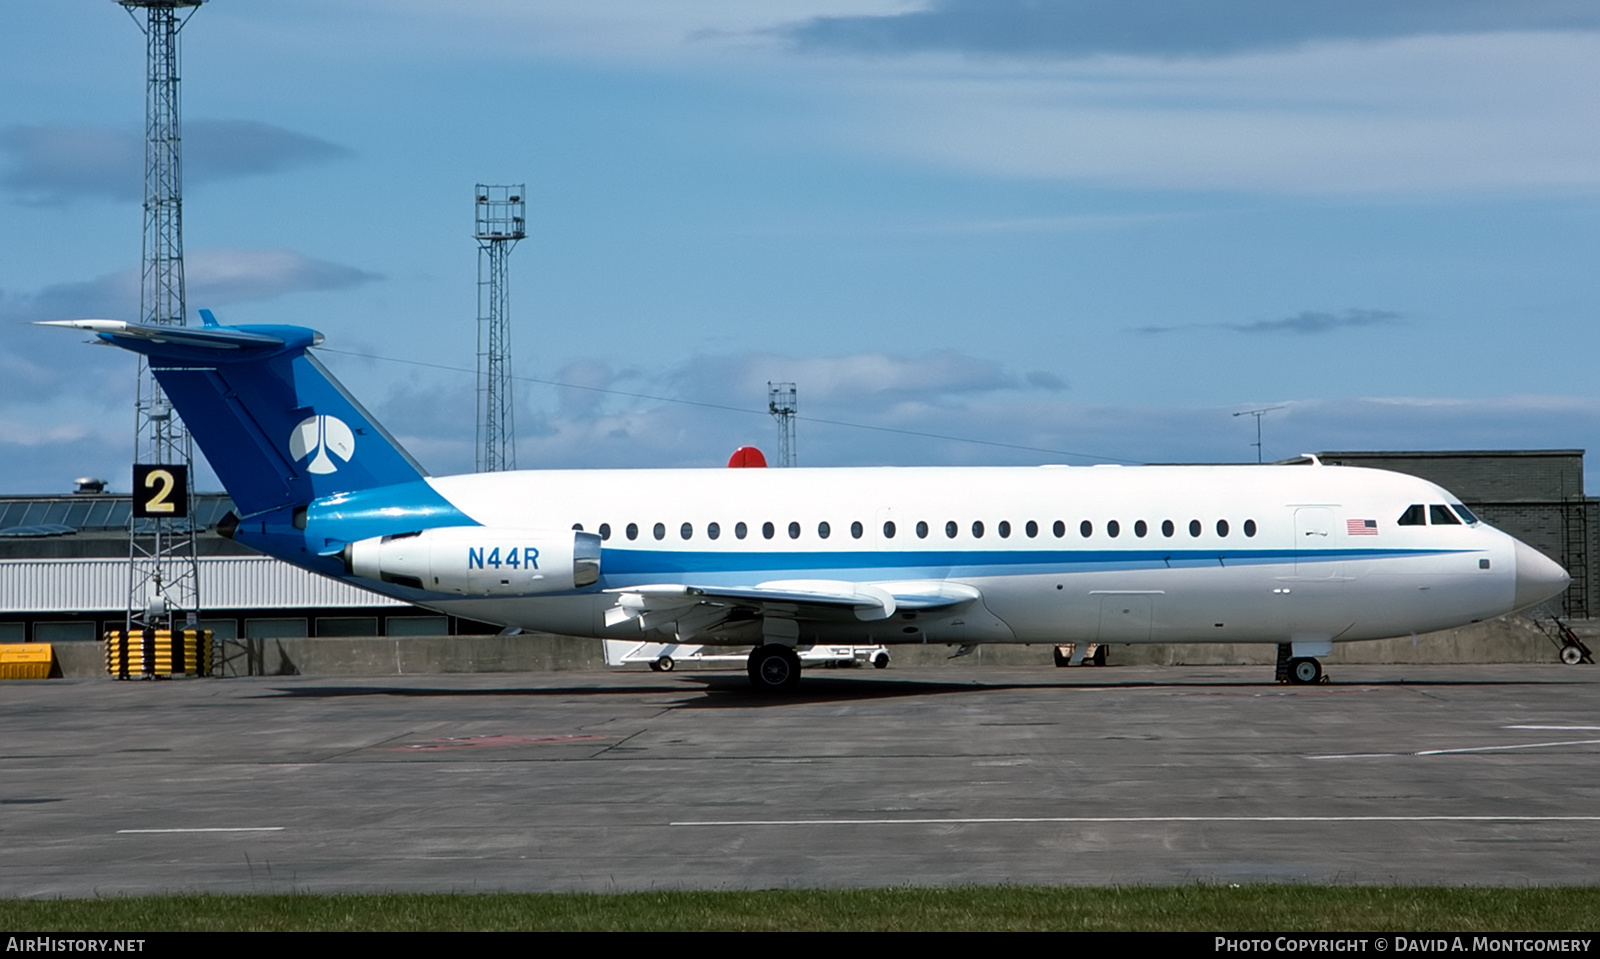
[{"xmin": 39, "ymin": 315, "xmax": 428, "ymax": 518}]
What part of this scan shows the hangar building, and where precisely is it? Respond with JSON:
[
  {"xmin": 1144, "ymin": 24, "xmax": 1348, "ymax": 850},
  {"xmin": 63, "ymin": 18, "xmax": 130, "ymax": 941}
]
[{"xmin": 0, "ymin": 481, "xmax": 498, "ymax": 653}]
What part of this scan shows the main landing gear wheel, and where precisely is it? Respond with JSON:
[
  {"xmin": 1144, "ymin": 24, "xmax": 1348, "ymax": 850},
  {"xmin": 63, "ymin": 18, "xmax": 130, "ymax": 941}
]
[
  {"xmin": 1288, "ymin": 657, "xmax": 1323, "ymax": 685},
  {"xmin": 748, "ymin": 644, "xmax": 802, "ymax": 693}
]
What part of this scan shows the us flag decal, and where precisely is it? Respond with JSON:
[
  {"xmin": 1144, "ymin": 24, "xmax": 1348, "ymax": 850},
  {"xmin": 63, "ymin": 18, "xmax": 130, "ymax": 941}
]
[{"xmin": 1347, "ymin": 518, "xmax": 1378, "ymax": 535}]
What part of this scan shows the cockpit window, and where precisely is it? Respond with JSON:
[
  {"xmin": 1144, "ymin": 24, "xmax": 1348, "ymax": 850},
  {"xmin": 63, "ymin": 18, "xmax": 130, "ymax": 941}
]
[
  {"xmin": 1398, "ymin": 504, "xmax": 1426, "ymax": 526},
  {"xmin": 1452, "ymin": 503, "xmax": 1479, "ymax": 525},
  {"xmin": 1429, "ymin": 505, "xmax": 1462, "ymax": 526}
]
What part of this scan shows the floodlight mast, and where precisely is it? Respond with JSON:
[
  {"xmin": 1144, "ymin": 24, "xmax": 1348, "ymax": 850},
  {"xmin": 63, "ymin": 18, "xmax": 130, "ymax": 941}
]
[
  {"xmin": 475, "ymin": 185, "xmax": 526, "ymax": 472},
  {"xmin": 768, "ymin": 382, "xmax": 797, "ymax": 467},
  {"xmin": 118, "ymin": 0, "xmax": 204, "ymax": 642}
]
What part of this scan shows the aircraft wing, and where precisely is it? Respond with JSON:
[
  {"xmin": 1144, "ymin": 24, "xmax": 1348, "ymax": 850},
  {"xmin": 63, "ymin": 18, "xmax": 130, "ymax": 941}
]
[{"xmin": 603, "ymin": 578, "xmax": 980, "ymax": 640}]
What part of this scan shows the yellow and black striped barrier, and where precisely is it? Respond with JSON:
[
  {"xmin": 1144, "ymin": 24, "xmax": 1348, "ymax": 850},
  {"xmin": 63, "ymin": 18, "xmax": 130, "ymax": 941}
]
[
  {"xmin": 0, "ymin": 644, "xmax": 54, "ymax": 680},
  {"xmin": 103, "ymin": 629, "xmax": 215, "ymax": 679}
]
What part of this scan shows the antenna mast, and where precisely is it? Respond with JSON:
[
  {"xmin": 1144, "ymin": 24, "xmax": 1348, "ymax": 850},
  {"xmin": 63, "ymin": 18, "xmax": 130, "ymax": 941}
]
[
  {"xmin": 1233, "ymin": 405, "xmax": 1286, "ymax": 464},
  {"xmin": 118, "ymin": 0, "xmax": 203, "ymax": 641},
  {"xmin": 475, "ymin": 184, "xmax": 525, "ymax": 472}
]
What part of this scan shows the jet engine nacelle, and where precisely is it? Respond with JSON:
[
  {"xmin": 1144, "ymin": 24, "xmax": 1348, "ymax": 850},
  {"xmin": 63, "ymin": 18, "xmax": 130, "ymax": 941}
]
[{"xmin": 346, "ymin": 527, "xmax": 602, "ymax": 595}]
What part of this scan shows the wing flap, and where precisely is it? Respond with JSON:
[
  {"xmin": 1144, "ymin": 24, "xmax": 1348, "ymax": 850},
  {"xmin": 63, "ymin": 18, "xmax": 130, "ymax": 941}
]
[{"xmin": 602, "ymin": 579, "xmax": 980, "ymax": 636}]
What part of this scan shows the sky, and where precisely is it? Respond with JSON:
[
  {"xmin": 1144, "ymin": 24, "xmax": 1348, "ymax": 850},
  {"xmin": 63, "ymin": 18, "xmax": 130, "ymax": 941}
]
[{"xmin": 3, "ymin": 1, "xmax": 1600, "ymax": 493}]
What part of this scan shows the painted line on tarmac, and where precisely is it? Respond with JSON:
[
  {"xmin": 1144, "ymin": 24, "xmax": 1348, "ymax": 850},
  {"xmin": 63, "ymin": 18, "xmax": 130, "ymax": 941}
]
[
  {"xmin": 116, "ymin": 827, "xmax": 285, "ymax": 834},
  {"xmin": 1505, "ymin": 725, "xmax": 1600, "ymax": 731},
  {"xmin": 1417, "ymin": 738, "xmax": 1600, "ymax": 755},
  {"xmin": 1312, "ymin": 737, "xmax": 1600, "ymax": 758},
  {"xmin": 670, "ymin": 815, "xmax": 1600, "ymax": 827}
]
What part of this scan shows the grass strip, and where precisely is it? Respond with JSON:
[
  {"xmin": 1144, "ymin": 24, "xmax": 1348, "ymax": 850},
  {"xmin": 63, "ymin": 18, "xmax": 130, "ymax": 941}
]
[{"xmin": 3, "ymin": 886, "xmax": 1599, "ymax": 932}]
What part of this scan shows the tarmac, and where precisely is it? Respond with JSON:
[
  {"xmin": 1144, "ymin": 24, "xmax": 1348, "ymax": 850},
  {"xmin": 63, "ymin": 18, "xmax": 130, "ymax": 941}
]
[{"xmin": 3, "ymin": 663, "xmax": 1598, "ymax": 897}]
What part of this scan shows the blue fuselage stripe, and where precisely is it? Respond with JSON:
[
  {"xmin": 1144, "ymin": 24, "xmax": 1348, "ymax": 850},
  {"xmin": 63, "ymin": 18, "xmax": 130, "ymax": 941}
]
[{"xmin": 597, "ymin": 545, "xmax": 1469, "ymax": 580}]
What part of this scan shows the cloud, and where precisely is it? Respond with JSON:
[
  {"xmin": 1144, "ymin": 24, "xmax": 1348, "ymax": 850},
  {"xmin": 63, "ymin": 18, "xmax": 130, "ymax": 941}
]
[
  {"xmin": 1139, "ymin": 308, "xmax": 1402, "ymax": 336},
  {"xmin": 187, "ymin": 119, "xmax": 351, "ymax": 183},
  {"xmin": 1232, "ymin": 309, "xmax": 1401, "ymax": 335},
  {"xmin": 186, "ymin": 249, "xmax": 381, "ymax": 306},
  {"xmin": 1254, "ymin": 396, "xmax": 1600, "ymax": 465},
  {"xmin": 0, "ymin": 120, "xmax": 349, "ymax": 205},
  {"xmin": 0, "ymin": 125, "xmax": 142, "ymax": 204},
  {"xmin": 780, "ymin": 0, "xmax": 1600, "ymax": 60},
  {"xmin": 669, "ymin": 350, "xmax": 1029, "ymax": 408},
  {"xmin": 0, "ymin": 249, "xmax": 378, "ymax": 405},
  {"xmin": 825, "ymin": 30, "xmax": 1600, "ymax": 194},
  {"xmin": 367, "ymin": 349, "xmax": 1600, "ymax": 482},
  {"xmin": 342, "ymin": 348, "xmax": 1074, "ymax": 475},
  {"xmin": 0, "ymin": 249, "xmax": 377, "ymax": 322},
  {"xmin": 13, "ymin": 335, "xmax": 1600, "ymax": 492}
]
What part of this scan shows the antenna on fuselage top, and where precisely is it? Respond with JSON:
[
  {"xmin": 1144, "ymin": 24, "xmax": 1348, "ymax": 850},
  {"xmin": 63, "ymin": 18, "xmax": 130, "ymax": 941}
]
[{"xmin": 1233, "ymin": 405, "xmax": 1286, "ymax": 464}]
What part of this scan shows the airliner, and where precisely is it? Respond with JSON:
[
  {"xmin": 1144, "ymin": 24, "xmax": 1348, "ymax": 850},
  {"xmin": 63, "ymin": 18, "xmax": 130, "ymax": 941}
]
[{"xmin": 43, "ymin": 313, "xmax": 1571, "ymax": 691}]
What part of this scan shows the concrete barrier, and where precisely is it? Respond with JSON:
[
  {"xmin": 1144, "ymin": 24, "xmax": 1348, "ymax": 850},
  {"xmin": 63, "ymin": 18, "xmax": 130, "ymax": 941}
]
[{"xmin": 42, "ymin": 613, "xmax": 1592, "ymax": 678}]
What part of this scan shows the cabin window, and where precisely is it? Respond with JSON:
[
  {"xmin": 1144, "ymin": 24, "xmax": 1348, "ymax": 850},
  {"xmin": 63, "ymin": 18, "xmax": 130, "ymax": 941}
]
[
  {"xmin": 945, "ymin": 521, "xmax": 958, "ymax": 539},
  {"xmin": 680, "ymin": 522, "xmax": 693, "ymax": 540},
  {"xmin": 626, "ymin": 522, "xmax": 639, "ymax": 541},
  {"xmin": 788, "ymin": 521, "xmax": 801, "ymax": 539},
  {"xmin": 973, "ymin": 520, "xmax": 986, "ymax": 538},
  {"xmin": 916, "ymin": 521, "xmax": 929, "ymax": 539},
  {"xmin": 1189, "ymin": 519, "xmax": 1202, "ymax": 537},
  {"xmin": 1134, "ymin": 520, "xmax": 1147, "ymax": 538},
  {"xmin": 1398, "ymin": 504, "xmax": 1426, "ymax": 526},
  {"xmin": 1053, "ymin": 520, "xmax": 1065, "ymax": 538},
  {"xmin": 708, "ymin": 522, "xmax": 720, "ymax": 540},
  {"xmin": 653, "ymin": 523, "xmax": 666, "ymax": 541},
  {"xmin": 1453, "ymin": 504, "xmax": 1479, "ymax": 525},
  {"xmin": 818, "ymin": 521, "xmax": 831, "ymax": 539},
  {"xmin": 1026, "ymin": 520, "xmax": 1039, "ymax": 538},
  {"xmin": 1162, "ymin": 519, "xmax": 1175, "ymax": 537},
  {"xmin": 883, "ymin": 521, "xmax": 897, "ymax": 539},
  {"xmin": 998, "ymin": 520, "xmax": 1011, "ymax": 538},
  {"xmin": 1244, "ymin": 519, "xmax": 1257, "ymax": 537},
  {"xmin": 735, "ymin": 521, "xmax": 748, "ymax": 539},
  {"xmin": 1107, "ymin": 520, "xmax": 1120, "ymax": 538},
  {"xmin": 762, "ymin": 521, "xmax": 775, "ymax": 540},
  {"xmin": 851, "ymin": 521, "xmax": 864, "ymax": 539},
  {"xmin": 598, "ymin": 523, "xmax": 611, "ymax": 541},
  {"xmin": 1429, "ymin": 505, "xmax": 1462, "ymax": 526},
  {"xmin": 1216, "ymin": 519, "xmax": 1229, "ymax": 537},
  {"xmin": 1080, "ymin": 520, "xmax": 1093, "ymax": 538}
]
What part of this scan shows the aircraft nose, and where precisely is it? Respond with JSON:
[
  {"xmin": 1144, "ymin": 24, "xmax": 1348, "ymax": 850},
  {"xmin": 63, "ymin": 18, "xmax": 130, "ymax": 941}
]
[{"xmin": 1513, "ymin": 539, "xmax": 1571, "ymax": 611}]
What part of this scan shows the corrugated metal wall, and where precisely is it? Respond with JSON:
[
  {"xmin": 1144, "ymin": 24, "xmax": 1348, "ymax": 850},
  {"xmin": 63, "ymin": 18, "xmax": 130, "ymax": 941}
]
[{"xmin": 0, "ymin": 556, "xmax": 405, "ymax": 613}]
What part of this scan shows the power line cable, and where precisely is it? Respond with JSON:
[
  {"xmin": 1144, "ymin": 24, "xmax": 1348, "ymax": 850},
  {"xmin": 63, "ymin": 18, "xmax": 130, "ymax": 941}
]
[{"xmin": 317, "ymin": 346, "xmax": 1142, "ymax": 464}]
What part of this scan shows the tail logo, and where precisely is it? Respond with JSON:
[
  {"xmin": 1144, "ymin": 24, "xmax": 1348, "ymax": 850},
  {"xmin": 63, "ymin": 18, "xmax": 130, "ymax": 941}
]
[{"xmin": 289, "ymin": 414, "xmax": 355, "ymax": 475}]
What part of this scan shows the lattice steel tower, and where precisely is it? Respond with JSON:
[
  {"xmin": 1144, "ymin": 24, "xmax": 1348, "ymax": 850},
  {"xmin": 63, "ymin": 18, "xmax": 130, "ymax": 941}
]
[
  {"xmin": 768, "ymin": 382, "xmax": 797, "ymax": 467},
  {"xmin": 119, "ymin": 0, "xmax": 203, "ymax": 636},
  {"xmin": 475, "ymin": 184, "xmax": 526, "ymax": 472}
]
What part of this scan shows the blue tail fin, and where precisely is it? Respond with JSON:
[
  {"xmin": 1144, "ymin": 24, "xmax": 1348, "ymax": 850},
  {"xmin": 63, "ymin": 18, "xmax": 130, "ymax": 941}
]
[{"xmin": 43, "ymin": 317, "xmax": 425, "ymax": 517}]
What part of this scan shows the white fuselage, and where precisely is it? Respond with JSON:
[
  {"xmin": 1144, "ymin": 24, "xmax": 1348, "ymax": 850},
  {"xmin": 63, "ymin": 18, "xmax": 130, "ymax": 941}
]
[{"xmin": 391, "ymin": 462, "xmax": 1528, "ymax": 648}]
